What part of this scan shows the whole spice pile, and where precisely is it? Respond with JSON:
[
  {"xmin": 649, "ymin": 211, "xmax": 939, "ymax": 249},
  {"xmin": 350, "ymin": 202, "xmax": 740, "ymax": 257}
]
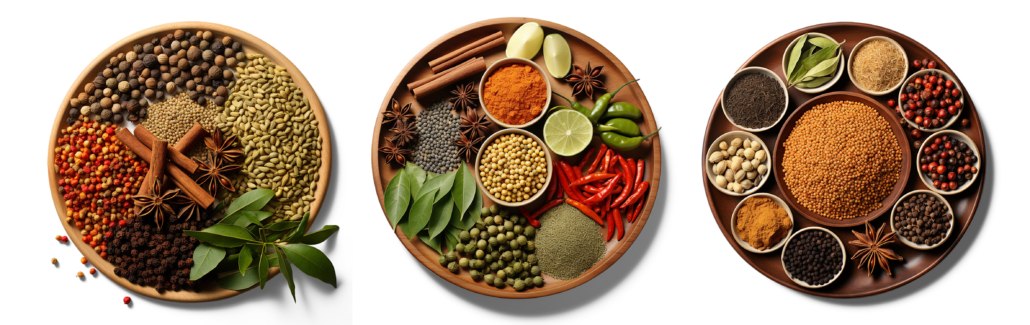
[
  {"xmin": 218, "ymin": 53, "xmax": 322, "ymax": 223},
  {"xmin": 851, "ymin": 39, "xmax": 906, "ymax": 92},
  {"xmin": 478, "ymin": 132, "xmax": 547, "ymax": 203},
  {"xmin": 893, "ymin": 193, "xmax": 952, "ymax": 245},
  {"xmin": 141, "ymin": 92, "xmax": 220, "ymax": 161},
  {"xmin": 451, "ymin": 206, "xmax": 542, "ymax": 291},
  {"xmin": 782, "ymin": 101, "xmax": 902, "ymax": 220},
  {"xmin": 723, "ymin": 73, "xmax": 785, "ymax": 129},
  {"xmin": 783, "ymin": 230, "xmax": 843, "ymax": 286},
  {"xmin": 920, "ymin": 134, "xmax": 978, "ymax": 191},
  {"xmin": 900, "ymin": 71, "xmax": 963, "ymax": 129},
  {"xmin": 535, "ymin": 203, "xmax": 606, "ymax": 280},
  {"xmin": 411, "ymin": 100, "xmax": 461, "ymax": 174},
  {"xmin": 55, "ymin": 116, "xmax": 146, "ymax": 256},
  {"xmin": 735, "ymin": 197, "xmax": 791, "ymax": 250},
  {"xmin": 708, "ymin": 137, "xmax": 768, "ymax": 194},
  {"xmin": 482, "ymin": 63, "xmax": 547, "ymax": 125}
]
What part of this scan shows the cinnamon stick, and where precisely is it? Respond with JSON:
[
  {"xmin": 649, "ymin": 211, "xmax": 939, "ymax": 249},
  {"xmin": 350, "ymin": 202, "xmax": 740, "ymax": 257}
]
[
  {"xmin": 134, "ymin": 125, "xmax": 199, "ymax": 174},
  {"xmin": 139, "ymin": 139, "xmax": 167, "ymax": 196},
  {"xmin": 174, "ymin": 123, "xmax": 209, "ymax": 153},
  {"xmin": 116, "ymin": 129, "xmax": 216, "ymax": 208},
  {"xmin": 429, "ymin": 31, "xmax": 504, "ymax": 73},
  {"xmin": 406, "ymin": 58, "xmax": 480, "ymax": 91},
  {"xmin": 411, "ymin": 57, "xmax": 486, "ymax": 99}
]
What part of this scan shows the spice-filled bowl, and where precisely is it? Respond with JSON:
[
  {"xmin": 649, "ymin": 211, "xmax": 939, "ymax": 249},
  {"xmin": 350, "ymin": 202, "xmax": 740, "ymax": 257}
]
[
  {"xmin": 780, "ymin": 227, "xmax": 846, "ymax": 289},
  {"xmin": 720, "ymin": 67, "xmax": 789, "ymax": 132},
  {"xmin": 773, "ymin": 91, "xmax": 912, "ymax": 228},
  {"xmin": 890, "ymin": 190, "xmax": 955, "ymax": 250},
  {"xmin": 780, "ymin": 32, "xmax": 845, "ymax": 94},
  {"xmin": 730, "ymin": 193, "xmax": 794, "ymax": 254},
  {"xmin": 848, "ymin": 36, "xmax": 908, "ymax": 96},
  {"xmin": 704, "ymin": 131, "xmax": 772, "ymax": 197},
  {"xmin": 473, "ymin": 128, "xmax": 553, "ymax": 208},
  {"xmin": 898, "ymin": 69, "xmax": 965, "ymax": 132},
  {"xmin": 478, "ymin": 57, "xmax": 552, "ymax": 129},
  {"xmin": 916, "ymin": 130, "xmax": 981, "ymax": 195}
]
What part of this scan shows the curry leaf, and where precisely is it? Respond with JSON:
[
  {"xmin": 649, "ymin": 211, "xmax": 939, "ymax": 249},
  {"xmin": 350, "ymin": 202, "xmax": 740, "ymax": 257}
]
[
  {"xmin": 403, "ymin": 189, "xmax": 437, "ymax": 240},
  {"xmin": 280, "ymin": 244, "xmax": 337, "ymax": 288},
  {"xmin": 385, "ymin": 168, "xmax": 411, "ymax": 229},
  {"xmin": 427, "ymin": 196, "xmax": 453, "ymax": 240},
  {"xmin": 300, "ymin": 225, "xmax": 339, "ymax": 245},
  {"xmin": 190, "ymin": 243, "xmax": 226, "ymax": 280},
  {"xmin": 184, "ymin": 225, "xmax": 256, "ymax": 247},
  {"xmin": 452, "ymin": 162, "xmax": 476, "ymax": 219},
  {"xmin": 405, "ymin": 163, "xmax": 426, "ymax": 197}
]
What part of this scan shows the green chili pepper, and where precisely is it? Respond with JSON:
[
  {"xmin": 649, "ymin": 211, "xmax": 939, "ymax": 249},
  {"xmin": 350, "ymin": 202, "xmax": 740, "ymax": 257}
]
[
  {"xmin": 552, "ymin": 93, "xmax": 592, "ymax": 118},
  {"xmin": 595, "ymin": 118, "xmax": 639, "ymax": 136},
  {"xmin": 586, "ymin": 79, "xmax": 639, "ymax": 125},
  {"xmin": 600, "ymin": 127, "xmax": 661, "ymax": 151},
  {"xmin": 604, "ymin": 102, "xmax": 643, "ymax": 121}
]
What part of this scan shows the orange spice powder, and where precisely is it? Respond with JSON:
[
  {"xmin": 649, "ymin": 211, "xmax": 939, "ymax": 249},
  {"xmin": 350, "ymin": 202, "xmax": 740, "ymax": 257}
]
[{"xmin": 482, "ymin": 64, "xmax": 546, "ymax": 125}]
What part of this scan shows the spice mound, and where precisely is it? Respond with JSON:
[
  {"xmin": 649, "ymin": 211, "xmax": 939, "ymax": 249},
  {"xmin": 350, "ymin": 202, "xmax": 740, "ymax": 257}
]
[
  {"xmin": 782, "ymin": 101, "xmax": 901, "ymax": 220},
  {"xmin": 482, "ymin": 63, "xmax": 547, "ymax": 125},
  {"xmin": 536, "ymin": 203, "xmax": 606, "ymax": 280},
  {"xmin": 852, "ymin": 39, "xmax": 905, "ymax": 92},
  {"xmin": 894, "ymin": 193, "xmax": 952, "ymax": 245},
  {"xmin": 735, "ymin": 197, "xmax": 791, "ymax": 250},
  {"xmin": 724, "ymin": 73, "xmax": 785, "ymax": 129},
  {"xmin": 478, "ymin": 133, "xmax": 547, "ymax": 203},
  {"xmin": 142, "ymin": 92, "xmax": 219, "ymax": 162},
  {"xmin": 412, "ymin": 100, "xmax": 461, "ymax": 174},
  {"xmin": 783, "ymin": 230, "xmax": 842, "ymax": 286},
  {"xmin": 107, "ymin": 209, "xmax": 216, "ymax": 292}
]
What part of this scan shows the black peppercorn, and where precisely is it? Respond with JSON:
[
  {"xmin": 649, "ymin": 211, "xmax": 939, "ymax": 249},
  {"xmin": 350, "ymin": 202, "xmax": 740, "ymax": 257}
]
[
  {"xmin": 142, "ymin": 54, "xmax": 158, "ymax": 69},
  {"xmin": 211, "ymin": 40, "xmax": 225, "ymax": 56}
]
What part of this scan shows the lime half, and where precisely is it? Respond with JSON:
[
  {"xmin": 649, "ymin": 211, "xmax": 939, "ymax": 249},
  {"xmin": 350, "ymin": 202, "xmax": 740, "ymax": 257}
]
[
  {"xmin": 544, "ymin": 110, "xmax": 593, "ymax": 156},
  {"xmin": 543, "ymin": 34, "xmax": 571, "ymax": 78}
]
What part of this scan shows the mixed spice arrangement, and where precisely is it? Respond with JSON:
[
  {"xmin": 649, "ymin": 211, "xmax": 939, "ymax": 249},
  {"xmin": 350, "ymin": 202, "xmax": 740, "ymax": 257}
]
[
  {"xmin": 704, "ymin": 24, "xmax": 984, "ymax": 295},
  {"xmin": 52, "ymin": 25, "xmax": 336, "ymax": 302},
  {"xmin": 378, "ymin": 20, "xmax": 659, "ymax": 295}
]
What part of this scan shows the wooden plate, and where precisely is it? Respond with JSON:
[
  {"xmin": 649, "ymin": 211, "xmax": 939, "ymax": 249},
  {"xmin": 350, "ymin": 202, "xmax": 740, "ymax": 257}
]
[
  {"xmin": 702, "ymin": 22, "xmax": 986, "ymax": 297},
  {"xmin": 372, "ymin": 18, "xmax": 661, "ymax": 298},
  {"xmin": 772, "ymin": 91, "xmax": 913, "ymax": 228},
  {"xmin": 47, "ymin": 22, "xmax": 333, "ymax": 302}
]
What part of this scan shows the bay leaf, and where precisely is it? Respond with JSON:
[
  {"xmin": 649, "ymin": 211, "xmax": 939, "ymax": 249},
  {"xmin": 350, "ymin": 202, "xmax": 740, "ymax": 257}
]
[
  {"xmin": 384, "ymin": 168, "xmax": 411, "ymax": 229},
  {"xmin": 417, "ymin": 171, "xmax": 455, "ymax": 203},
  {"xmin": 419, "ymin": 230, "xmax": 442, "ymax": 254},
  {"xmin": 224, "ymin": 188, "xmax": 274, "ymax": 219},
  {"xmin": 258, "ymin": 244, "xmax": 269, "ymax": 289},
  {"xmin": 279, "ymin": 243, "xmax": 337, "ymax": 288},
  {"xmin": 233, "ymin": 210, "xmax": 274, "ymax": 227},
  {"xmin": 444, "ymin": 229, "xmax": 458, "ymax": 253},
  {"xmin": 427, "ymin": 195, "xmax": 453, "ymax": 240},
  {"xmin": 808, "ymin": 36, "xmax": 839, "ymax": 49},
  {"xmin": 300, "ymin": 225, "xmax": 339, "ymax": 245},
  {"xmin": 789, "ymin": 42, "xmax": 841, "ymax": 85},
  {"xmin": 237, "ymin": 245, "xmax": 254, "ymax": 276},
  {"xmin": 276, "ymin": 246, "xmax": 297, "ymax": 302},
  {"xmin": 266, "ymin": 221, "xmax": 300, "ymax": 231},
  {"xmin": 285, "ymin": 211, "xmax": 310, "ymax": 242},
  {"xmin": 796, "ymin": 54, "xmax": 840, "ymax": 85},
  {"xmin": 184, "ymin": 225, "xmax": 257, "ymax": 247},
  {"xmin": 452, "ymin": 162, "xmax": 476, "ymax": 219},
  {"xmin": 796, "ymin": 76, "xmax": 834, "ymax": 88},
  {"xmin": 787, "ymin": 33, "xmax": 808, "ymax": 78},
  {"xmin": 190, "ymin": 243, "xmax": 226, "ymax": 280},
  {"xmin": 403, "ymin": 188, "xmax": 437, "ymax": 240},
  {"xmin": 216, "ymin": 254, "xmax": 279, "ymax": 290},
  {"xmin": 404, "ymin": 165, "xmax": 423, "ymax": 203},
  {"xmin": 405, "ymin": 162, "xmax": 427, "ymax": 185}
]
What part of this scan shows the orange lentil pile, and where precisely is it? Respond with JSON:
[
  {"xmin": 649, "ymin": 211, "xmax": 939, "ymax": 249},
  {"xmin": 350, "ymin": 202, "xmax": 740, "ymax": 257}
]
[
  {"xmin": 482, "ymin": 63, "xmax": 546, "ymax": 125},
  {"xmin": 54, "ymin": 116, "xmax": 147, "ymax": 258},
  {"xmin": 782, "ymin": 101, "xmax": 902, "ymax": 220}
]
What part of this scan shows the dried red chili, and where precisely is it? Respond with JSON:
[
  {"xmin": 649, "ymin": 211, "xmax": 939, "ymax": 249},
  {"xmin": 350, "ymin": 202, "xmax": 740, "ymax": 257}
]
[
  {"xmin": 565, "ymin": 198, "xmax": 602, "ymax": 225},
  {"xmin": 570, "ymin": 173, "xmax": 616, "ymax": 187}
]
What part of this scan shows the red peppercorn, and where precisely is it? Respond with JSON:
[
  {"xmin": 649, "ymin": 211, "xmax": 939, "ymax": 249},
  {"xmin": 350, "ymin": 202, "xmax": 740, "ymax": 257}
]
[
  {"xmin": 887, "ymin": 99, "xmax": 896, "ymax": 107},
  {"xmin": 937, "ymin": 109, "xmax": 948, "ymax": 118},
  {"xmin": 915, "ymin": 116, "xmax": 923, "ymax": 125},
  {"xmin": 936, "ymin": 165, "xmax": 947, "ymax": 174},
  {"xmin": 910, "ymin": 129, "xmax": 921, "ymax": 138},
  {"xmin": 123, "ymin": 296, "xmax": 131, "ymax": 304},
  {"xmin": 933, "ymin": 180, "xmax": 940, "ymax": 188},
  {"xmin": 81, "ymin": 257, "xmax": 87, "ymax": 264},
  {"xmin": 928, "ymin": 61, "xmax": 937, "ymax": 69},
  {"xmin": 89, "ymin": 268, "xmax": 97, "ymax": 275},
  {"xmin": 921, "ymin": 164, "xmax": 928, "ymax": 172},
  {"xmin": 118, "ymin": 219, "xmax": 126, "ymax": 226},
  {"xmin": 61, "ymin": 236, "xmax": 68, "ymax": 242},
  {"xmin": 948, "ymin": 181, "xmax": 958, "ymax": 189}
]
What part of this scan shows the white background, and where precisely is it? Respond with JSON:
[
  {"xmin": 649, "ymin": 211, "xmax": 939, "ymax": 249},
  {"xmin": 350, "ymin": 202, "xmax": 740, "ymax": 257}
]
[{"xmin": 2, "ymin": 0, "xmax": 1027, "ymax": 324}]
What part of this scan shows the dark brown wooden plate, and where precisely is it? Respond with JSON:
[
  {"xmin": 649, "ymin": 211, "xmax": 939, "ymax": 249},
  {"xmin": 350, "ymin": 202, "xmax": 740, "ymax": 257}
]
[
  {"xmin": 702, "ymin": 22, "xmax": 985, "ymax": 297},
  {"xmin": 372, "ymin": 18, "xmax": 661, "ymax": 298}
]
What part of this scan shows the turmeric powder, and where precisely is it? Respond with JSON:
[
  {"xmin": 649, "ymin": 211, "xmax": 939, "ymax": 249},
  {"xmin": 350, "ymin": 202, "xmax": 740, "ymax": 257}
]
[
  {"xmin": 736, "ymin": 197, "xmax": 791, "ymax": 250},
  {"xmin": 482, "ymin": 63, "xmax": 546, "ymax": 125}
]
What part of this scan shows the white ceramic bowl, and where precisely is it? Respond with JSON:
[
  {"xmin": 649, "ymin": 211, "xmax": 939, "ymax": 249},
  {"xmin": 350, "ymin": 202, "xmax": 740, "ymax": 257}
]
[
  {"xmin": 780, "ymin": 32, "xmax": 845, "ymax": 94},
  {"xmin": 730, "ymin": 193, "xmax": 794, "ymax": 253},
  {"xmin": 704, "ymin": 131, "xmax": 772, "ymax": 197},
  {"xmin": 781, "ymin": 227, "xmax": 846, "ymax": 289},
  {"xmin": 473, "ymin": 128, "xmax": 553, "ymax": 208},
  {"xmin": 898, "ymin": 69, "xmax": 965, "ymax": 132},
  {"xmin": 720, "ymin": 67, "xmax": 789, "ymax": 132},
  {"xmin": 916, "ymin": 130, "xmax": 981, "ymax": 195},
  {"xmin": 478, "ymin": 57, "xmax": 552, "ymax": 129},
  {"xmin": 848, "ymin": 36, "xmax": 908, "ymax": 96},
  {"xmin": 890, "ymin": 190, "xmax": 955, "ymax": 250}
]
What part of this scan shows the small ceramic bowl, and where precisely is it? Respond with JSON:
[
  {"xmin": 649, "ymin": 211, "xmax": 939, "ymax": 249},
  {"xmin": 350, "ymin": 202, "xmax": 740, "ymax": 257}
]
[
  {"xmin": 848, "ymin": 36, "xmax": 908, "ymax": 96},
  {"xmin": 780, "ymin": 32, "xmax": 845, "ymax": 94},
  {"xmin": 730, "ymin": 193, "xmax": 794, "ymax": 254},
  {"xmin": 473, "ymin": 128, "xmax": 553, "ymax": 208},
  {"xmin": 916, "ymin": 130, "xmax": 981, "ymax": 195},
  {"xmin": 898, "ymin": 69, "xmax": 965, "ymax": 132},
  {"xmin": 704, "ymin": 131, "xmax": 772, "ymax": 197},
  {"xmin": 890, "ymin": 190, "xmax": 955, "ymax": 250},
  {"xmin": 478, "ymin": 57, "xmax": 552, "ymax": 129},
  {"xmin": 781, "ymin": 227, "xmax": 846, "ymax": 289},
  {"xmin": 720, "ymin": 67, "xmax": 789, "ymax": 132}
]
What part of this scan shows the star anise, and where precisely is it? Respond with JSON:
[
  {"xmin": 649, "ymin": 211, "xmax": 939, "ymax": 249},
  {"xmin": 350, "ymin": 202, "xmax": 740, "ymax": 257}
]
[
  {"xmin": 389, "ymin": 118, "xmax": 418, "ymax": 147},
  {"xmin": 379, "ymin": 138, "xmax": 411, "ymax": 166},
  {"xmin": 383, "ymin": 98, "xmax": 415, "ymax": 127},
  {"xmin": 460, "ymin": 106, "xmax": 491, "ymax": 140},
  {"xmin": 204, "ymin": 129, "xmax": 244, "ymax": 165},
  {"xmin": 449, "ymin": 82, "xmax": 478, "ymax": 111},
  {"xmin": 169, "ymin": 191, "xmax": 203, "ymax": 222},
  {"xmin": 132, "ymin": 178, "xmax": 180, "ymax": 230},
  {"xmin": 564, "ymin": 62, "xmax": 606, "ymax": 99},
  {"xmin": 454, "ymin": 133, "xmax": 483, "ymax": 162},
  {"xmin": 850, "ymin": 221, "xmax": 904, "ymax": 277},
  {"xmin": 196, "ymin": 151, "xmax": 241, "ymax": 196}
]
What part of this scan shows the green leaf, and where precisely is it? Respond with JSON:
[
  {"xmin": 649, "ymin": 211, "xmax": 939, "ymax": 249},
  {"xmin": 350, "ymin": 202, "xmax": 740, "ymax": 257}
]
[
  {"xmin": 237, "ymin": 245, "xmax": 254, "ymax": 276},
  {"xmin": 808, "ymin": 36, "xmax": 839, "ymax": 49},
  {"xmin": 280, "ymin": 243, "xmax": 337, "ymax": 287},
  {"xmin": 267, "ymin": 231, "xmax": 284, "ymax": 242},
  {"xmin": 286, "ymin": 211, "xmax": 310, "ymax": 242},
  {"xmin": 427, "ymin": 196, "xmax": 453, "ymax": 240},
  {"xmin": 184, "ymin": 225, "xmax": 257, "ymax": 247},
  {"xmin": 419, "ymin": 230, "xmax": 442, "ymax": 254},
  {"xmin": 796, "ymin": 76, "xmax": 834, "ymax": 88},
  {"xmin": 385, "ymin": 168, "xmax": 411, "ymax": 229},
  {"xmin": 405, "ymin": 163, "xmax": 427, "ymax": 197},
  {"xmin": 787, "ymin": 33, "xmax": 807, "ymax": 78},
  {"xmin": 216, "ymin": 254, "xmax": 278, "ymax": 290},
  {"xmin": 444, "ymin": 228, "xmax": 459, "ymax": 252},
  {"xmin": 212, "ymin": 253, "xmax": 240, "ymax": 273},
  {"xmin": 427, "ymin": 171, "xmax": 438, "ymax": 179},
  {"xmin": 417, "ymin": 171, "xmax": 454, "ymax": 203},
  {"xmin": 258, "ymin": 244, "xmax": 269, "ymax": 289},
  {"xmin": 452, "ymin": 162, "xmax": 476, "ymax": 219},
  {"xmin": 276, "ymin": 246, "xmax": 297, "ymax": 302},
  {"xmin": 266, "ymin": 221, "xmax": 300, "ymax": 231},
  {"xmin": 233, "ymin": 210, "xmax": 274, "ymax": 227},
  {"xmin": 453, "ymin": 189, "xmax": 482, "ymax": 229},
  {"xmin": 789, "ymin": 41, "xmax": 841, "ymax": 84},
  {"xmin": 225, "ymin": 188, "xmax": 274, "ymax": 218},
  {"xmin": 403, "ymin": 188, "xmax": 437, "ymax": 240},
  {"xmin": 799, "ymin": 54, "xmax": 840, "ymax": 80},
  {"xmin": 190, "ymin": 243, "xmax": 226, "ymax": 280},
  {"xmin": 300, "ymin": 225, "xmax": 339, "ymax": 245}
]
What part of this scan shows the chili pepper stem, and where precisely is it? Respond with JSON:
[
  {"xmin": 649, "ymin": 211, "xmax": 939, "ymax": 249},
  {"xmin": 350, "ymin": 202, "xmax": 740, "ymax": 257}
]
[
  {"xmin": 608, "ymin": 79, "xmax": 640, "ymax": 99},
  {"xmin": 553, "ymin": 92, "xmax": 576, "ymax": 107},
  {"xmin": 640, "ymin": 127, "xmax": 662, "ymax": 141}
]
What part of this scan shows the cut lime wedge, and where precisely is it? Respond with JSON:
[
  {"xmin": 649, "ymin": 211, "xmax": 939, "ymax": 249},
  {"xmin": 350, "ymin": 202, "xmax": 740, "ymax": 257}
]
[
  {"xmin": 506, "ymin": 22, "xmax": 544, "ymax": 60},
  {"xmin": 543, "ymin": 34, "xmax": 571, "ymax": 78},
  {"xmin": 543, "ymin": 110, "xmax": 593, "ymax": 156}
]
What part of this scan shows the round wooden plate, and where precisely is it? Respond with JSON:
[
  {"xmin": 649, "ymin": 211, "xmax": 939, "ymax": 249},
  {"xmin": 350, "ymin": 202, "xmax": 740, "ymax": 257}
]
[
  {"xmin": 372, "ymin": 18, "xmax": 661, "ymax": 298},
  {"xmin": 47, "ymin": 22, "xmax": 333, "ymax": 302},
  {"xmin": 702, "ymin": 22, "xmax": 985, "ymax": 297}
]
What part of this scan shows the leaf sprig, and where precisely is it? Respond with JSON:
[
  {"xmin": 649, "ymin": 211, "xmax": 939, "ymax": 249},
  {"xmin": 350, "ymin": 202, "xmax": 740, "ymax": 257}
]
[{"xmin": 385, "ymin": 162, "xmax": 482, "ymax": 253}]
